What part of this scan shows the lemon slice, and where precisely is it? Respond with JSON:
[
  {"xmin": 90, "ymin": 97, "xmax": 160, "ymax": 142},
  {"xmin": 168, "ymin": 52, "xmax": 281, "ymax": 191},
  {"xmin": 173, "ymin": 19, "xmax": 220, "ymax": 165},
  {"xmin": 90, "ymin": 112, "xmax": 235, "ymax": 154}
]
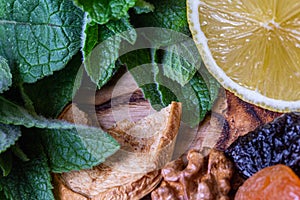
[{"xmin": 187, "ymin": 0, "xmax": 300, "ymax": 112}]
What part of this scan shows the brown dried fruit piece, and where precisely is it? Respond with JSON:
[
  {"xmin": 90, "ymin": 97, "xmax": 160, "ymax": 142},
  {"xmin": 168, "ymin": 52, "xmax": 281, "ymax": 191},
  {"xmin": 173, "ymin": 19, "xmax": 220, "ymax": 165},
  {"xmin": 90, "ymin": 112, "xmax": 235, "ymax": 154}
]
[
  {"xmin": 216, "ymin": 91, "xmax": 281, "ymax": 150},
  {"xmin": 151, "ymin": 149, "xmax": 233, "ymax": 200},
  {"xmin": 53, "ymin": 102, "xmax": 182, "ymax": 200},
  {"xmin": 235, "ymin": 164, "xmax": 300, "ymax": 200}
]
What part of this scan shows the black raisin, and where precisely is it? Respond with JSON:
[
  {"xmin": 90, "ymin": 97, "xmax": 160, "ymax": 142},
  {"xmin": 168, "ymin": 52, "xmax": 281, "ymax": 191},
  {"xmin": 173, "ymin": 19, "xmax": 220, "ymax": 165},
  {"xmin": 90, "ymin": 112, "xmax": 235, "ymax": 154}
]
[{"xmin": 225, "ymin": 112, "xmax": 300, "ymax": 178}]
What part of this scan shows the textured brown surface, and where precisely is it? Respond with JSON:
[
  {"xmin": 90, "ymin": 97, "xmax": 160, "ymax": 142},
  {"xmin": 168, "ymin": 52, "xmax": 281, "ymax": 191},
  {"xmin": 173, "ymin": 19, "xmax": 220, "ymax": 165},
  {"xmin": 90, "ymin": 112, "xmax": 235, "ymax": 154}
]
[
  {"xmin": 216, "ymin": 91, "xmax": 281, "ymax": 150},
  {"xmin": 53, "ymin": 101, "xmax": 182, "ymax": 200},
  {"xmin": 58, "ymin": 103, "xmax": 90, "ymax": 125},
  {"xmin": 151, "ymin": 149, "xmax": 233, "ymax": 200}
]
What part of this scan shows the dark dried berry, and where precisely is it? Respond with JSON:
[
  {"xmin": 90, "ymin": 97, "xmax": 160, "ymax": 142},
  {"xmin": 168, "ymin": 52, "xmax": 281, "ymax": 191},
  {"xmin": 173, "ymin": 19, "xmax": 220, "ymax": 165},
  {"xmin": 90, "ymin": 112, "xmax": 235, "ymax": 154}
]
[{"xmin": 225, "ymin": 112, "xmax": 300, "ymax": 178}]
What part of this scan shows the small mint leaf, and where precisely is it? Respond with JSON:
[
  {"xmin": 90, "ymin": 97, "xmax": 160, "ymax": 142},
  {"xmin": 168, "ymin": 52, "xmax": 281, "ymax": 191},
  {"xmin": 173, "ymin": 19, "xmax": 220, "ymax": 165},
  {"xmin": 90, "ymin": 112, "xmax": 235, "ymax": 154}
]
[
  {"xmin": 11, "ymin": 145, "xmax": 29, "ymax": 162},
  {"xmin": 131, "ymin": 0, "xmax": 190, "ymax": 34},
  {"xmin": 0, "ymin": 0, "xmax": 84, "ymax": 83},
  {"xmin": 0, "ymin": 124, "xmax": 21, "ymax": 154},
  {"xmin": 73, "ymin": 0, "xmax": 136, "ymax": 24},
  {"xmin": 162, "ymin": 41, "xmax": 200, "ymax": 86},
  {"xmin": 0, "ymin": 151, "xmax": 12, "ymax": 177},
  {"xmin": 0, "ymin": 57, "xmax": 12, "ymax": 93},
  {"xmin": 133, "ymin": 0, "xmax": 154, "ymax": 14},
  {"xmin": 82, "ymin": 16, "xmax": 136, "ymax": 87},
  {"xmin": 120, "ymin": 49, "xmax": 166, "ymax": 109},
  {"xmin": 82, "ymin": 15, "xmax": 99, "ymax": 60},
  {"xmin": 106, "ymin": 17, "xmax": 137, "ymax": 45},
  {"xmin": 199, "ymin": 63, "xmax": 220, "ymax": 104}
]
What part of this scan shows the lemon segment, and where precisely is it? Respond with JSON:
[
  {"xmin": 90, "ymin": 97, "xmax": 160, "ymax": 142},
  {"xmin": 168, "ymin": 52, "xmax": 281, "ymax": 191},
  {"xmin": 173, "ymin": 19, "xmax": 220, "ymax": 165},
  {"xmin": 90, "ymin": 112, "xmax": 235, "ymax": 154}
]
[{"xmin": 187, "ymin": 0, "xmax": 300, "ymax": 112}]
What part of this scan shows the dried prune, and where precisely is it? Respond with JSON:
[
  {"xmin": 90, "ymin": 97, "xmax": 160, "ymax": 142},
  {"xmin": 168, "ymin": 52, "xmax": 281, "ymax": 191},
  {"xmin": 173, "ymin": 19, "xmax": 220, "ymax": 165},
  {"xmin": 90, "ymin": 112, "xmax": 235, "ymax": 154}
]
[{"xmin": 225, "ymin": 112, "xmax": 300, "ymax": 178}]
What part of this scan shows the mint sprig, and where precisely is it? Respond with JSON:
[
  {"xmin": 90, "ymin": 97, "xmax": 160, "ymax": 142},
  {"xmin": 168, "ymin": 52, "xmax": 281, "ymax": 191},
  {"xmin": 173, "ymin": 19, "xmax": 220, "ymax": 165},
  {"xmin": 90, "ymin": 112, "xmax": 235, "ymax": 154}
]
[
  {"xmin": 0, "ymin": 0, "xmax": 220, "ymax": 199},
  {"xmin": 73, "ymin": 0, "xmax": 136, "ymax": 24}
]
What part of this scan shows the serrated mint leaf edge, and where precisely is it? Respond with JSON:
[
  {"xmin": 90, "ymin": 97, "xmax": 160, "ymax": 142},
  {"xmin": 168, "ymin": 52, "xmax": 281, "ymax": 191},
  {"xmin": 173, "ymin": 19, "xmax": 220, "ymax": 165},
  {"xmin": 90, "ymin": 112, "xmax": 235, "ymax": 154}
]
[
  {"xmin": 0, "ymin": 57, "xmax": 12, "ymax": 93},
  {"xmin": 0, "ymin": 124, "xmax": 21, "ymax": 154}
]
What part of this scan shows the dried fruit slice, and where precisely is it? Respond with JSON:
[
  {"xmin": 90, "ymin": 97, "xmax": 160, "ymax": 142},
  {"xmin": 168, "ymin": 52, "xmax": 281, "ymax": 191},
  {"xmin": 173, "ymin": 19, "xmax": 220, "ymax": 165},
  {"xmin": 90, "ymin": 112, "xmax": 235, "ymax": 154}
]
[
  {"xmin": 235, "ymin": 165, "xmax": 300, "ymax": 200},
  {"xmin": 187, "ymin": 0, "xmax": 300, "ymax": 112},
  {"xmin": 53, "ymin": 102, "xmax": 182, "ymax": 199}
]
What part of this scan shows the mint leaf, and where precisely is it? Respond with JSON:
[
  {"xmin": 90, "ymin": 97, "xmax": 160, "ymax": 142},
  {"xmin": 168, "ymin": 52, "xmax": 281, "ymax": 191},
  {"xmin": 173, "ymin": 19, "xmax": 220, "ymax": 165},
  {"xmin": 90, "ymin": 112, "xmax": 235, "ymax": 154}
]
[
  {"xmin": 11, "ymin": 145, "xmax": 29, "ymax": 162},
  {"xmin": 0, "ymin": 96, "xmax": 120, "ymax": 170},
  {"xmin": 82, "ymin": 16, "xmax": 136, "ymax": 87},
  {"xmin": 121, "ymin": 47, "xmax": 218, "ymax": 126},
  {"xmin": 0, "ymin": 151, "xmax": 12, "ymax": 176},
  {"xmin": 0, "ymin": 0, "xmax": 84, "ymax": 83},
  {"xmin": 24, "ymin": 54, "xmax": 83, "ymax": 118},
  {"xmin": 84, "ymin": 28, "xmax": 121, "ymax": 87},
  {"xmin": 82, "ymin": 15, "xmax": 99, "ymax": 60},
  {"xmin": 0, "ymin": 133, "xmax": 54, "ymax": 200},
  {"xmin": 133, "ymin": 0, "xmax": 154, "ymax": 14},
  {"xmin": 199, "ymin": 63, "xmax": 220, "ymax": 104},
  {"xmin": 0, "ymin": 57, "xmax": 12, "ymax": 93},
  {"xmin": 40, "ymin": 127, "xmax": 119, "ymax": 172},
  {"xmin": 186, "ymin": 72, "xmax": 213, "ymax": 123},
  {"xmin": 130, "ymin": 0, "xmax": 200, "ymax": 86},
  {"xmin": 0, "ymin": 96, "xmax": 77, "ymax": 129},
  {"xmin": 131, "ymin": 0, "xmax": 190, "ymax": 34},
  {"xmin": 162, "ymin": 41, "xmax": 200, "ymax": 86},
  {"xmin": 0, "ymin": 124, "xmax": 21, "ymax": 154},
  {"xmin": 73, "ymin": 0, "xmax": 136, "ymax": 24},
  {"xmin": 120, "ymin": 49, "xmax": 166, "ymax": 109},
  {"xmin": 106, "ymin": 17, "xmax": 137, "ymax": 45}
]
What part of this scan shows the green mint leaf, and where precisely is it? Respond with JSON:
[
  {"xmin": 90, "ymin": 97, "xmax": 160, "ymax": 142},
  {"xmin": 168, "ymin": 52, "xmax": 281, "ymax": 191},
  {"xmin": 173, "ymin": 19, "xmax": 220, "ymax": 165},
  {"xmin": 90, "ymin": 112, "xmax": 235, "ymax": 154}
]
[
  {"xmin": 187, "ymin": 72, "xmax": 213, "ymax": 123},
  {"xmin": 73, "ymin": 0, "xmax": 136, "ymax": 24},
  {"xmin": 24, "ymin": 54, "xmax": 83, "ymax": 118},
  {"xmin": 0, "ymin": 57, "xmax": 12, "ymax": 93},
  {"xmin": 0, "ymin": 0, "xmax": 84, "ymax": 83},
  {"xmin": 84, "ymin": 27, "xmax": 121, "ymax": 87},
  {"xmin": 81, "ymin": 14, "xmax": 99, "ymax": 60},
  {"xmin": 0, "ymin": 133, "xmax": 54, "ymax": 200},
  {"xmin": 11, "ymin": 145, "xmax": 29, "ymax": 162},
  {"xmin": 0, "ymin": 124, "xmax": 21, "ymax": 154},
  {"xmin": 122, "ymin": 47, "xmax": 218, "ymax": 126},
  {"xmin": 133, "ymin": 0, "xmax": 154, "ymax": 14},
  {"xmin": 131, "ymin": 0, "xmax": 189, "ymax": 34},
  {"xmin": 0, "ymin": 97, "xmax": 120, "ymax": 171},
  {"xmin": 162, "ymin": 41, "xmax": 200, "ymax": 86},
  {"xmin": 0, "ymin": 151, "xmax": 12, "ymax": 177},
  {"xmin": 18, "ymin": 83, "xmax": 36, "ymax": 115},
  {"xmin": 156, "ymin": 55, "xmax": 220, "ymax": 127},
  {"xmin": 82, "ymin": 15, "xmax": 136, "ymax": 87},
  {"xmin": 40, "ymin": 127, "xmax": 120, "ymax": 172},
  {"xmin": 199, "ymin": 63, "xmax": 221, "ymax": 104},
  {"xmin": 0, "ymin": 95, "xmax": 76, "ymax": 129},
  {"xmin": 106, "ymin": 17, "xmax": 137, "ymax": 45},
  {"xmin": 120, "ymin": 49, "xmax": 166, "ymax": 109}
]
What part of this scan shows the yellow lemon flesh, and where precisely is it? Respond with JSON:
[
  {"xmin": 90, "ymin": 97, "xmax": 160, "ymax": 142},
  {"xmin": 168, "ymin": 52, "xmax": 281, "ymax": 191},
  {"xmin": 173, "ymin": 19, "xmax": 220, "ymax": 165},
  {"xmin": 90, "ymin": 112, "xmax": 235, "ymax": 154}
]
[{"xmin": 187, "ymin": 0, "xmax": 300, "ymax": 112}]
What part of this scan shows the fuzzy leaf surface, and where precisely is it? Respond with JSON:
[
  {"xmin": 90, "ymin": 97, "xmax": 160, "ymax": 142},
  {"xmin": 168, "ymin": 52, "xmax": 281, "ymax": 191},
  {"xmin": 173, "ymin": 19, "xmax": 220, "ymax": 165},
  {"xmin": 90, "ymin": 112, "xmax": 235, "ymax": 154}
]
[{"xmin": 0, "ymin": 0, "xmax": 84, "ymax": 83}]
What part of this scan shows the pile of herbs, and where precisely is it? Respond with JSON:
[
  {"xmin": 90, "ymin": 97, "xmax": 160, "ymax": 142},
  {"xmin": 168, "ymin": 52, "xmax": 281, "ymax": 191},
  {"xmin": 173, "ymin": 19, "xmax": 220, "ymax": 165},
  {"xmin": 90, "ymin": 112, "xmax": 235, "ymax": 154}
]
[{"xmin": 0, "ymin": 0, "xmax": 219, "ymax": 199}]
